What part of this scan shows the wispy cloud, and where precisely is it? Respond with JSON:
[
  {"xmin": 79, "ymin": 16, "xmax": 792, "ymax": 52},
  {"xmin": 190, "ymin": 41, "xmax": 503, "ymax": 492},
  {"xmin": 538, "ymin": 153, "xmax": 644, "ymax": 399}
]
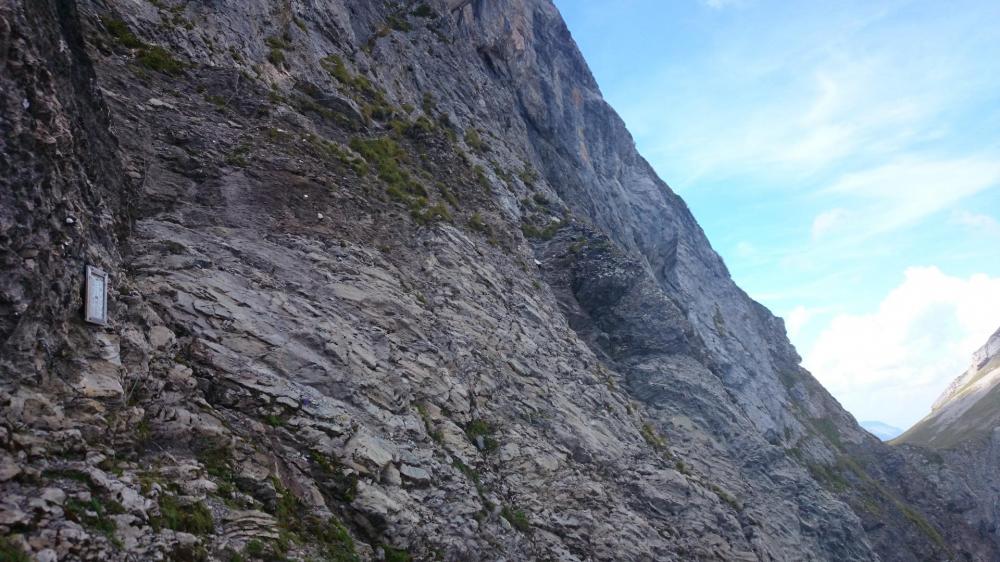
[
  {"xmin": 953, "ymin": 210, "xmax": 1000, "ymax": 235},
  {"xmin": 818, "ymin": 155, "xmax": 1000, "ymax": 240},
  {"xmin": 811, "ymin": 208, "xmax": 848, "ymax": 239},
  {"xmin": 699, "ymin": 0, "xmax": 745, "ymax": 9}
]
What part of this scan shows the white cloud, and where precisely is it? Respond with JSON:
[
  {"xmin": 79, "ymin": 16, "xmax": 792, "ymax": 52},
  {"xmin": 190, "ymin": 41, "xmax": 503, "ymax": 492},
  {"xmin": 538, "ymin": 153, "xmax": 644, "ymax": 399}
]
[
  {"xmin": 811, "ymin": 208, "xmax": 848, "ymax": 239},
  {"xmin": 804, "ymin": 267, "xmax": 1000, "ymax": 428},
  {"xmin": 785, "ymin": 305, "xmax": 814, "ymax": 338}
]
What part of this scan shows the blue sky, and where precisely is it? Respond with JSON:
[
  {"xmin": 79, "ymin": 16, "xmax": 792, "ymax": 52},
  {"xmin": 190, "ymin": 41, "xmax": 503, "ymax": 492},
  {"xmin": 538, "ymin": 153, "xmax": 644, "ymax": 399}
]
[{"xmin": 554, "ymin": 0, "xmax": 1000, "ymax": 429}]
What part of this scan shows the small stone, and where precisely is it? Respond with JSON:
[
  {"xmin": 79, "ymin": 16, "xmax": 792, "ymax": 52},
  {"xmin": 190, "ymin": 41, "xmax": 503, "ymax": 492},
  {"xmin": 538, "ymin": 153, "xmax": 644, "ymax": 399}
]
[
  {"xmin": 0, "ymin": 455, "xmax": 21, "ymax": 482},
  {"xmin": 317, "ymin": 213, "xmax": 324, "ymax": 220},
  {"xmin": 36, "ymin": 549, "xmax": 57, "ymax": 562},
  {"xmin": 65, "ymin": 217, "xmax": 75, "ymax": 225},
  {"xmin": 75, "ymin": 367, "xmax": 124, "ymax": 399},
  {"xmin": 344, "ymin": 430, "xmax": 395, "ymax": 474},
  {"xmin": 303, "ymin": 194, "xmax": 309, "ymax": 199},
  {"xmin": 41, "ymin": 488, "xmax": 66, "ymax": 506},
  {"xmin": 148, "ymin": 325, "xmax": 176, "ymax": 350},
  {"xmin": 399, "ymin": 464, "xmax": 431, "ymax": 485},
  {"xmin": 382, "ymin": 464, "xmax": 402, "ymax": 486},
  {"xmin": 0, "ymin": 504, "xmax": 29, "ymax": 526}
]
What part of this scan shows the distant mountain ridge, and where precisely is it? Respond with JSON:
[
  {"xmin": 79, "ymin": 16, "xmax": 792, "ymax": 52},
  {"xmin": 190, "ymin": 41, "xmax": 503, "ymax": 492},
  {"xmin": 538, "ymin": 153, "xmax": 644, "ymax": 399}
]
[{"xmin": 861, "ymin": 420, "xmax": 903, "ymax": 441}]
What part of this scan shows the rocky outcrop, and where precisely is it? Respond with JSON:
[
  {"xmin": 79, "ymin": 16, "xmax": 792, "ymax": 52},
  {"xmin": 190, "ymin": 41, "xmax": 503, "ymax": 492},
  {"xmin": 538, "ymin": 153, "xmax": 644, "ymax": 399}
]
[{"xmin": 1, "ymin": 0, "xmax": 996, "ymax": 560}]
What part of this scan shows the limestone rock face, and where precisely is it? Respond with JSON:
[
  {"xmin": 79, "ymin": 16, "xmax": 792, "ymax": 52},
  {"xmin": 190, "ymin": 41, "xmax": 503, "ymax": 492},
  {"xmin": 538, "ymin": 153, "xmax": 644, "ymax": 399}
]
[{"xmin": 1, "ymin": 0, "xmax": 997, "ymax": 560}]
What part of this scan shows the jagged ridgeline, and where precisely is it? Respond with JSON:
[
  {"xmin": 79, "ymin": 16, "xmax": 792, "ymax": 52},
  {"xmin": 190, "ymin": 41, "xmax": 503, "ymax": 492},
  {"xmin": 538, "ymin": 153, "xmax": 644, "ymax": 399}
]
[{"xmin": 0, "ymin": 1, "xmax": 996, "ymax": 560}]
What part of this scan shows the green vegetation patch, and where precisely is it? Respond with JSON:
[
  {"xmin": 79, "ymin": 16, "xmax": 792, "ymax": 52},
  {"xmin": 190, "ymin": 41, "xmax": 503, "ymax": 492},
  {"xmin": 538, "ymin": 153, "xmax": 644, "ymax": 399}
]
[
  {"xmin": 464, "ymin": 128, "xmax": 487, "ymax": 152},
  {"xmin": 105, "ymin": 18, "xmax": 143, "ymax": 48},
  {"xmin": 64, "ymin": 496, "xmax": 124, "ymax": 538},
  {"xmin": 105, "ymin": 17, "xmax": 185, "ymax": 75},
  {"xmin": 468, "ymin": 212, "xmax": 489, "ymax": 234},
  {"xmin": 501, "ymin": 506, "xmax": 531, "ymax": 532},
  {"xmin": 640, "ymin": 422, "xmax": 668, "ymax": 451},
  {"xmin": 465, "ymin": 419, "xmax": 499, "ymax": 453},
  {"xmin": 309, "ymin": 451, "xmax": 358, "ymax": 502},
  {"xmin": 0, "ymin": 536, "xmax": 30, "ymax": 562},
  {"xmin": 264, "ymin": 477, "xmax": 360, "ymax": 560},
  {"xmin": 521, "ymin": 220, "xmax": 562, "ymax": 241},
  {"xmin": 417, "ymin": 404, "xmax": 444, "ymax": 443},
  {"xmin": 154, "ymin": 495, "xmax": 214, "ymax": 535},
  {"xmin": 412, "ymin": 4, "xmax": 437, "ymax": 18},
  {"xmin": 321, "ymin": 56, "xmax": 395, "ymax": 122},
  {"xmin": 137, "ymin": 45, "xmax": 185, "ymax": 75}
]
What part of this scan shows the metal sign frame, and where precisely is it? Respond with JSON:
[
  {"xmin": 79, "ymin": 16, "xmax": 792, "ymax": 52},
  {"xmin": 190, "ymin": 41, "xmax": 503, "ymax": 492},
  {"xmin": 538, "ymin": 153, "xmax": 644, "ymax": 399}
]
[{"xmin": 84, "ymin": 265, "xmax": 109, "ymax": 325}]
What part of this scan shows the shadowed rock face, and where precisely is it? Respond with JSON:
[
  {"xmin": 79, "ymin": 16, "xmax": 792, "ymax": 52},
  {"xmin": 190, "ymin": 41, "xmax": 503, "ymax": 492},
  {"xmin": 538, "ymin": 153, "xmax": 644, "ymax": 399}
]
[{"xmin": 1, "ymin": 0, "xmax": 997, "ymax": 560}]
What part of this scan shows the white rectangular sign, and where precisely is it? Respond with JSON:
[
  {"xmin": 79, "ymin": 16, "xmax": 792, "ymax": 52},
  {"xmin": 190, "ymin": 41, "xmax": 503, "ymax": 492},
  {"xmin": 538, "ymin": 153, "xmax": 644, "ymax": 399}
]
[{"xmin": 85, "ymin": 265, "xmax": 108, "ymax": 325}]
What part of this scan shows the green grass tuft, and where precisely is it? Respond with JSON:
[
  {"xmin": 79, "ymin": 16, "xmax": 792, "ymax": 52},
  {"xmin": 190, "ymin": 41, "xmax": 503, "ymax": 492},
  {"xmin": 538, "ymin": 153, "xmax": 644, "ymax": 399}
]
[
  {"xmin": 154, "ymin": 495, "xmax": 214, "ymax": 535},
  {"xmin": 501, "ymin": 506, "xmax": 531, "ymax": 532},
  {"xmin": 137, "ymin": 45, "xmax": 185, "ymax": 75},
  {"xmin": 465, "ymin": 419, "xmax": 499, "ymax": 453},
  {"xmin": 0, "ymin": 536, "xmax": 30, "ymax": 562}
]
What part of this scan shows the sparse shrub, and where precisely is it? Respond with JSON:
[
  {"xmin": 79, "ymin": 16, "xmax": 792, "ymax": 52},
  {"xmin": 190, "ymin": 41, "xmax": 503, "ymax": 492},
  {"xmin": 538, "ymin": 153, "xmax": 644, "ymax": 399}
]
[{"xmin": 268, "ymin": 48, "xmax": 286, "ymax": 66}]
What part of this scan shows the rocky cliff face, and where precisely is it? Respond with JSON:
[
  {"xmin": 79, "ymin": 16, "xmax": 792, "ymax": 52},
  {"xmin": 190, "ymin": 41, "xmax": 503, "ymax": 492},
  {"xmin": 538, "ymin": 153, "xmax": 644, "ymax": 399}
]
[{"xmin": 1, "ymin": 0, "xmax": 995, "ymax": 560}]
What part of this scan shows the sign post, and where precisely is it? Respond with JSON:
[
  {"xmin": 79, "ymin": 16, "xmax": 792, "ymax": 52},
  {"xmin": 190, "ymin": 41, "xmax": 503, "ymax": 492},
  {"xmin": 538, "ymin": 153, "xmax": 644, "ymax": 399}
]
[{"xmin": 85, "ymin": 265, "xmax": 108, "ymax": 325}]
